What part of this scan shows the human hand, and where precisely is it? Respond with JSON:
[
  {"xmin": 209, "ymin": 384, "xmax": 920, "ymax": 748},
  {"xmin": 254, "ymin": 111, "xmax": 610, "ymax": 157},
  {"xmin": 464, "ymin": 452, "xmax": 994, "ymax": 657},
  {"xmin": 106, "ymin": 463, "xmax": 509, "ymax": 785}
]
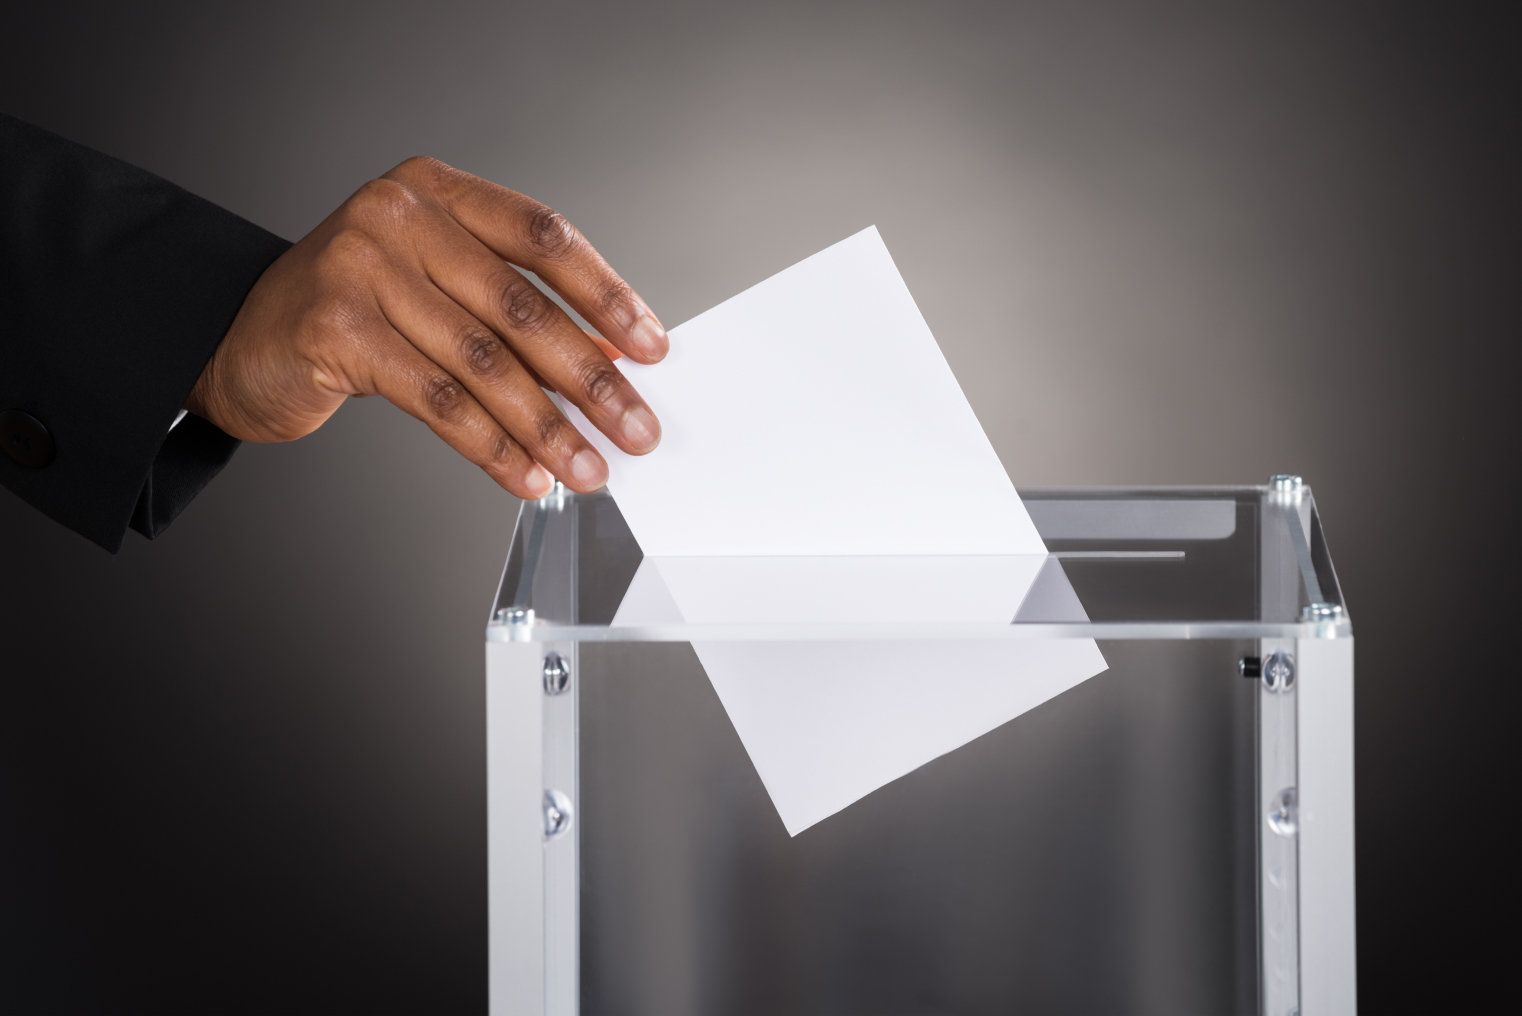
[{"xmin": 184, "ymin": 157, "xmax": 666, "ymax": 498}]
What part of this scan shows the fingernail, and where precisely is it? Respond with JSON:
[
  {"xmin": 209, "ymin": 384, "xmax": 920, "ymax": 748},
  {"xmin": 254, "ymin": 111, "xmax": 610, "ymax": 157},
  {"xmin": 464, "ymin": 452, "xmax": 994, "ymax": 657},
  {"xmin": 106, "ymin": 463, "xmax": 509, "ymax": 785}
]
[
  {"xmin": 570, "ymin": 448, "xmax": 608, "ymax": 489},
  {"xmin": 620, "ymin": 406, "xmax": 661, "ymax": 453},
  {"xmin": 629, "ymin": 314, "xmax": 668, "ymax": 361},
  {"xmin": 526, "ymin": 463, "xmax": 554, "ymax": 498}
]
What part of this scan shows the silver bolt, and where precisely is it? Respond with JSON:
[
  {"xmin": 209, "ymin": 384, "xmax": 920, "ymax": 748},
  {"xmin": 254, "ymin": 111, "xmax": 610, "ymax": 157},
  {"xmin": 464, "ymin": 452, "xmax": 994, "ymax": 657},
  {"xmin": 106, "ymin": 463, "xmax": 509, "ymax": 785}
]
[
  {"xmin": 1269, "ymin": 474, "xmax": 1303, "ymax": 492},
  {"xmin": 1262, "ymin": 650, "xmax": 1295, "ymax": 692},
  {"xmin": 1267, "ymin": 786, "xmax": 1298, "ymax": 837},
  {"xmin": 542, "ymin": 652, "xmax": 570, "ymax": 695},
  {"xmin": 496, "ymin": 607, "xmax": 535, "ymax": 627},
  {"xmin": 539, "ymin": 480, "xmax": 568, "ymax": 510},
  {"xmin": 543, "ymin": 789, "xmax": 574, "ymax": 841},
  {"xmin": 1302, "ymin": 602, "xmax": 1344, "ymax": 622}
]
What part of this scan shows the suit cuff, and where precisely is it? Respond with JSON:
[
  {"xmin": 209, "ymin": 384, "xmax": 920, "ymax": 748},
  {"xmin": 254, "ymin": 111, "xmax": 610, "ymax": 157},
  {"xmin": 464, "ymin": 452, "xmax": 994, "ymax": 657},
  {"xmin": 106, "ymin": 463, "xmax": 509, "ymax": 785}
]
[{"xmin": 128, "ymin": 413, "xmax": 241, "ymax": 540}]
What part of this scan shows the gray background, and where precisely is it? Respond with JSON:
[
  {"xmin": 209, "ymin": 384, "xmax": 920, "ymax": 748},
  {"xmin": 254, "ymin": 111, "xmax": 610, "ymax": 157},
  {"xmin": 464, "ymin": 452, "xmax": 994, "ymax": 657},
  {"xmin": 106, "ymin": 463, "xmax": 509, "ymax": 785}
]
[{"xmin": 1, "ymin": 1, "xmax": 1516, "ymax": 1013}]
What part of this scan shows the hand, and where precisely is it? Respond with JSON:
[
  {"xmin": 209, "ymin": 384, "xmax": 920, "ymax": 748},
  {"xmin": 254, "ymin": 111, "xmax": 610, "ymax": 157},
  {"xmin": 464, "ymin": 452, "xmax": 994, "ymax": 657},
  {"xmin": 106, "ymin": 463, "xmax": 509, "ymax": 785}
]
[{"xmin": 184, "ymin": 157, "xmax": 666, "ymax": 499}]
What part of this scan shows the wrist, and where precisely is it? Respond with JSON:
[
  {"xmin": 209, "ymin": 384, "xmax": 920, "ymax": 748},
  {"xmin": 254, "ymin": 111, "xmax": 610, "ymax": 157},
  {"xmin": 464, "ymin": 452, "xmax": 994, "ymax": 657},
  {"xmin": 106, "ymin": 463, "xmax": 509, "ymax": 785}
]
[{"xmin": 183, "ymin": 347, "xmax": 219, "ymax": 420}]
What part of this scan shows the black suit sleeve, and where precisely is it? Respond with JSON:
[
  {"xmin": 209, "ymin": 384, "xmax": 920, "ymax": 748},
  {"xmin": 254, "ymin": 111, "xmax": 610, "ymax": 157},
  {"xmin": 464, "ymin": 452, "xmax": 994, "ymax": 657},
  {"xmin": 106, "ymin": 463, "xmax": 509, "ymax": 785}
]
[{"xmin": 0, "ymin": 113, "xmax": 292, "ymax": 552}]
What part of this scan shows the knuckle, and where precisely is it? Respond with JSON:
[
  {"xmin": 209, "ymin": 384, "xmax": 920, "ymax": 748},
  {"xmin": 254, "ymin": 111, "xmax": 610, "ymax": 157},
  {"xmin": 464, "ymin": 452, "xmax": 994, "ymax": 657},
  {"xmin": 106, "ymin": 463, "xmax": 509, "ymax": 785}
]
[
  {"xmin": 321, "ymin": 227, "xmax": 385, "ymax": 273},
  {"xmin": 388, "ymin": 156, "xmax": 466, "ymax": 195},
  {"xmin": 308, "ymin": 295, "xmax": 363, "ymax": 343},
  {"xmin": 536, "ymin": 409, "xmax": 571, "ymax": 450},
  {"xmin": 525, "ymin": 205, "xmax": 582, "ymax": 261},
  {"xmin": 498, "ymin": 274, "xmax": 556, "ymax": 333},
  {"xmin": 489, "ymin": 429, "xmax": 520, "ymax": 467},
  {"xmin": 423, "ymin": 372, "xmax": 467, "ymax": 420},
  {"xmin": 596, "ymin": 280, "xmax": 639, "ymax": 323},
  {"xmin": 458, "ymin": 325, "xmax": 507, "ymax": 377},
  {"xmin": 348, "ymin": 177, "xmax": 421, "ymax": 226},
  {"xmin": 574, "ymin": 360, "xmax": 625, "ymax": 407},
  {"xmin": 394, "ymin": 155, "xmax": 442, "ymax": 179}
]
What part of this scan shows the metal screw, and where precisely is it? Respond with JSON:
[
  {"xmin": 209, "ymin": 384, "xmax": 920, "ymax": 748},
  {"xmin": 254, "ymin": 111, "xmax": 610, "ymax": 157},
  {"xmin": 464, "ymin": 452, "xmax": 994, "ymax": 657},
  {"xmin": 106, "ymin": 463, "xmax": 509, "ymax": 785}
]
[
  {"xmin": 1267, "ymin": 787, "xmax": 1298, "ymax": 837},
  {"xmin": 1262, "ymin": 650, "xmax": 1295, "ymax": 692},
  {"xmin": 1302, "ymin": 602, "xmax": 1343, "ymax": 622},
  {"xmin": 542, "ymin": 652, "xmax": 570, "ymax": 695},
  {"xmin": 543, "ymin": 789, "xmax": 574, "ymax": 841},
  {"xmin": 495, "ymin": 607, "xmax": 535, "ymax": 627},
  {"xmin": 1269, "ymin": 474, "xmax": 1303, "ymax": 492},
  {"xmin": 540, "ymin": 480, "xmax": 568, "ymax": 510}
]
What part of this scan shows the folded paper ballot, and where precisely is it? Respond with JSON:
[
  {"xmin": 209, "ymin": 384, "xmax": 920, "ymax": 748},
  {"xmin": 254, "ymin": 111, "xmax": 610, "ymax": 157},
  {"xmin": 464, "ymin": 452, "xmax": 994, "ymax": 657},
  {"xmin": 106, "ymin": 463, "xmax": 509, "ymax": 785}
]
[{"xmin": 567, "ymin": 226, "xmax": 1107, "ymax": 835}]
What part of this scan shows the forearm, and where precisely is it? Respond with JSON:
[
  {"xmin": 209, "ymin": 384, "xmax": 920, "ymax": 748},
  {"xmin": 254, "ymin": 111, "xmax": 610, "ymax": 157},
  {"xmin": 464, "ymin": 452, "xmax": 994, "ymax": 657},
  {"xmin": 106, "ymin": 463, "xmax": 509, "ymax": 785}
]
[{"xmin": 0, "ymin": 114, "xmax": 290, "ymax": 551}]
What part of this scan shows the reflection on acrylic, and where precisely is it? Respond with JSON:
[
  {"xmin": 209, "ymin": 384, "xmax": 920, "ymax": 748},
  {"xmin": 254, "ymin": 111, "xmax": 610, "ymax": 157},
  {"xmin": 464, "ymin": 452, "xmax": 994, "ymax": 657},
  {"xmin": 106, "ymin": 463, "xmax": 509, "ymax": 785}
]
[{"xmin": 612, "ymin": 554, "xmax": 1106, "ymax": 835}]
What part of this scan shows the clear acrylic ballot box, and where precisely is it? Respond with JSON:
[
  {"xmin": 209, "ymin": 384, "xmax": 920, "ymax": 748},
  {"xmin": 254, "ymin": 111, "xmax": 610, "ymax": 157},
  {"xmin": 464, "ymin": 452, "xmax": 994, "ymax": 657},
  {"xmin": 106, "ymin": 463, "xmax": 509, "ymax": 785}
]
[{"xmin": 484, "ymin": 478, "xmax": 1354, "ymax": 1016}]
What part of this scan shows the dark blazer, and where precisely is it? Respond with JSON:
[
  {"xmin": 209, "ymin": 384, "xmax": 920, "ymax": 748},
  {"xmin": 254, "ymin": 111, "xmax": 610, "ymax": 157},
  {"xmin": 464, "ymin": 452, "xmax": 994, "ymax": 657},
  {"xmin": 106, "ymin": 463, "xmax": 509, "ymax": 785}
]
[{"xmin": 0, "ymin": 114, "xmax": 292, "ymax": 552}]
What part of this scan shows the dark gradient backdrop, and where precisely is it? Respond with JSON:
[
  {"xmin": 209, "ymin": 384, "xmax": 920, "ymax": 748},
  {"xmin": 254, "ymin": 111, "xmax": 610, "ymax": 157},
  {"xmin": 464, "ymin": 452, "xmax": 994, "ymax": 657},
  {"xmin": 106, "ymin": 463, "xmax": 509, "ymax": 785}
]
[{"xmin": 1, "ymin": 2, "xmax": 1517, "ymax": 1013}]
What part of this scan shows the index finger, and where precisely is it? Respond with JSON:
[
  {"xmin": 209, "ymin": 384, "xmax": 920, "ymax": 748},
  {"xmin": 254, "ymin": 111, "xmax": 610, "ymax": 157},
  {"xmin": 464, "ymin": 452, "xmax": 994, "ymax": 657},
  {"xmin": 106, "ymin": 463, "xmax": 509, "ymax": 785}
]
[{"xmin": 387, "ymin": 159, "xmax": 670, "ymax": 366}]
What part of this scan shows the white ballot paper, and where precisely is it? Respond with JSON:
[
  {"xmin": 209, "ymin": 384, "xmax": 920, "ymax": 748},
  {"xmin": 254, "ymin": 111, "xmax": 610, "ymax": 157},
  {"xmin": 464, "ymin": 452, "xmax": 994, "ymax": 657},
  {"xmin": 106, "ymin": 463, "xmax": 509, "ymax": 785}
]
[{"xmin": 567, "ymin": 227, "xmax": 1107, "ymax": 835}]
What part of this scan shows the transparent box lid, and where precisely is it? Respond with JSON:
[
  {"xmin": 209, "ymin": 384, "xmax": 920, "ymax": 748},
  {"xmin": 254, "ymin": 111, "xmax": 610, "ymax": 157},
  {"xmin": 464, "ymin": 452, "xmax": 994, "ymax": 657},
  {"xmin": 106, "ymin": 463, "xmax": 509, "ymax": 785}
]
[{"xmin": 488, "ymin": 480, "xmax": 1349, "ymax": 642}]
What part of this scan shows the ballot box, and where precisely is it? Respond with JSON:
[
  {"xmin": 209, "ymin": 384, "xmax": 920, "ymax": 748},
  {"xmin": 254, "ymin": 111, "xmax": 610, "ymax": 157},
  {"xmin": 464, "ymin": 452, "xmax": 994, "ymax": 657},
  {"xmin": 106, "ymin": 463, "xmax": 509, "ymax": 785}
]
[{"xmin": 484, "ymin": 477, "xmax": 1353, "ymax": 1016}]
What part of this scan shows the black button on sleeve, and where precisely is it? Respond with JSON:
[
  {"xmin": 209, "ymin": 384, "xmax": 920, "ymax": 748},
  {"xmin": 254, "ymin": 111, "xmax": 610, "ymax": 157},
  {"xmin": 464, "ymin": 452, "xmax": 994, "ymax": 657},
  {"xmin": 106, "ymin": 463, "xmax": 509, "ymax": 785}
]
[{"xmin": 1, "ymin": 410, "xmax": 55, "ymax": 468}]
